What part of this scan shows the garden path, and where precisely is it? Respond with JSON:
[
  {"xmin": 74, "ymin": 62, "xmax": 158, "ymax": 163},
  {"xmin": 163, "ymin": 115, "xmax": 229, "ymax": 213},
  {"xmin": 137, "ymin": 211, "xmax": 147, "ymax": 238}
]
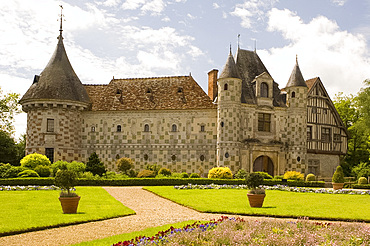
[{"xmin": 0, "ymin": 187, "xmax": 227, "ymax": 246}]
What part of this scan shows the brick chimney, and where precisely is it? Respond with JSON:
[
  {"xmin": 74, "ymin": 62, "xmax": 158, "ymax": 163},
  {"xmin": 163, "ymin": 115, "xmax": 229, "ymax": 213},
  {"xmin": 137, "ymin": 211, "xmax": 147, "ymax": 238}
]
[{"xmin": 208, "ymin": 69, "xmax": 218, "ymax": 101}]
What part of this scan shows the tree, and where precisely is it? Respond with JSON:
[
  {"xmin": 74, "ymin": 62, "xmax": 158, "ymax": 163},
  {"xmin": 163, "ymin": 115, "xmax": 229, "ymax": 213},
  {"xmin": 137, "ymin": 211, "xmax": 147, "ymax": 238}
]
[
  {"xmin": 0, "ymin": 87, "xmax": 21, "ymax": 135},
  {"xmin": 116, "ymin": 157, "xmax": 134, "ymax": 174},
  {"xmin": 86, "ymin": 152, "xmax": 106, "ymax": 176},
  {"xmin": 0, "ymin": 130, "xmax": 17, "ymax": 165}
]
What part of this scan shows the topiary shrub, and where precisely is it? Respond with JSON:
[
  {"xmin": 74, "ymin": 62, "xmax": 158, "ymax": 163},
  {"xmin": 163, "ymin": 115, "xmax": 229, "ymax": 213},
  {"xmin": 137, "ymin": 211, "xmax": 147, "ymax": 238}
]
[
  {"xmin": 20, "ymin": 153, "xmax": 51, "ymax": 169},
  {"xmin": 234, "ymin": 169, "xmax": 248, "ymax": 179},
  {"xmin": 332, "ymin": 166, "xmax": 345, "ymax": 183},
  {"xmin": 358, "ymin": 177, "xmax": 368, "ymax": 185},
  {"xmin": 283, "ymin": 171, "xmax": 304, "ymax": 181},
  {"xmin": 116, "ymin": 157, "xmax": 134, "ymax": 174},
  {"xmin": 137, "ymin": 170, "xmax": 156, "ymax": 178},
  {"xmin": 208, "ymin": 167, "xmax": 233, "ymax": 179},
  {"xmin": 17, "ymin": 169, "xmax": 40, "ymax": 177},
  {"xmin": 86, "ymin": 152, "xmax": 106, "ymax": 176},
  {"xmin": 34, "ymin": 165, "xmax": 51, "ymax": 177},
  {"xmin": 181, "ymin": 172, "xmax": 189, "ymax": 178},
  {"xmin": 55, "ymin": 169, "xmax": 78, "ymax": 196},
  {"xmin": 245, "ymin": 172, "xmax": 265, "ymax": 194},
  {"xmin": 306, "ymin": 173, "xmax": 316, "ymax": 182},
  {"xmin": 4, "ymin": 166, "xmax": 26, "ymax": 178},
  {"xmin": 51, "ymin": 161, "xmax": 69, "ymax": 176},
  {"xmin": 254, "ymin": 171, "xmax": 273, "ymax": 179},
  {"xmin": 158, "ymin": 168, "xmax": 172, "ymax": 176},
  {"xmin": 189, "ymin": 173, "xmax": 200, "ymax": 178}
]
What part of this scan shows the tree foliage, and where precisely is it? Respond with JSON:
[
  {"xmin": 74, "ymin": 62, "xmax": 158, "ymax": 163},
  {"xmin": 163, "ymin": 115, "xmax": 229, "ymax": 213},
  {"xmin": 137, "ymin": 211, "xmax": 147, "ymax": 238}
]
[
  {"xmin": 86, "ymin": 152, "xmax": 106, "ymax": 176},
  {"xmin": 0, "ymin": 87, "xmax": 21, "ymax": 135},
  {"xmin": 116, "ymin": 157, "xmax": 134, "ymax": 174},
  {"xmin": 20, "ymin": 153, "xmax": 51, "ymax": 169}
]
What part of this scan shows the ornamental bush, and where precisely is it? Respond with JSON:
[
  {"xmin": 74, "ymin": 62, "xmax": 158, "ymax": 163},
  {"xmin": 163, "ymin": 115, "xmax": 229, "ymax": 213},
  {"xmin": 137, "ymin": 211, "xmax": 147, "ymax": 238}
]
[
  {"xmin": 158, "ymin": 168, "xmax": 171, "ymax": 176},
  {"xmin": 332, "ymin": 166, "xmax": 345, "ymax": 183},
  {"xmin": 86, "ymin": 152, "xmax": 106, "ymax": 176},
  {"xmin": 0, "ymin": 163, "xmax": 12, "ymax": 178},
  {"xmin": 4, "ymin": 166, "xmax": 26, "ymax": 178},
  {"xmin": 34, "ymin": 165, "xmax": 51, "ymax": 177},
  {"xmin": 254, "ymin": 171, "xmax": 273, "ymax": 179},
  {"xmin": 358, "ymin": 177, "xmax": 368, "ymax": 185},
  {"xmin": 234, "ymin": 169, "xmax": 248, "ymax": 179},
  {"xmin": 283, "ymin": 171, "xmax": 304, "ymax": 181},
  {"xmin": 17, "ymin": 169, "xmax": 40, "ymax": 177},
  {"xmin": 306, "ymin": 173, "xmax": 316, "ymax": 182},
  {"xmin": 137, "ymin": 170, "xmax": 156, "ymax": 178},
  {"xmin": 20, "ymin": 153, "xmax": 51, "ymax": 169},
  {"xmin": 116, "ymin": 157, "xmax": 134, "ymax": 174},
  {"xmin": 189, "ymin": 173, "xmax": 200, "ymax": 178},
  {"xmin": 181, "ymin": 172, "xmax": 189, "ymax": 178},
  {"xmin": 208, "ymin": 167, "xmax": 233, "ymax": 179}
]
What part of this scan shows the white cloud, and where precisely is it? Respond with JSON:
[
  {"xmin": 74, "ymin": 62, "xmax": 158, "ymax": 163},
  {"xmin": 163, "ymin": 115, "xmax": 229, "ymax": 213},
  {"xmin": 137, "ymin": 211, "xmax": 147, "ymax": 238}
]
[
  {"xmin": 213, "ymin": 3, "xmax": 220, "ymax": 9},
  {"xmin": 331, "ymin": 0, "xmax": 347, "ymax": 6},
  {"xmin": 259, "ymin": 8, "xmax": 370, "ymax": 97},
  {"xmin": 121, "ymin": 0, "xmax": 165, "ymax": 15},
  {"xmin": 230, "ymin": 0, "xmax": 278, "ymax": 28}
]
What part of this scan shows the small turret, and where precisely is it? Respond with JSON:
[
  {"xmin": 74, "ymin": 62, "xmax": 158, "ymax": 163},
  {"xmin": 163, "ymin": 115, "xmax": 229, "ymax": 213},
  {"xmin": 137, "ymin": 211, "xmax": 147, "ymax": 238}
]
[{"xmin": 285, "ymin": 56, "xmax": 307, "ymax": 88}]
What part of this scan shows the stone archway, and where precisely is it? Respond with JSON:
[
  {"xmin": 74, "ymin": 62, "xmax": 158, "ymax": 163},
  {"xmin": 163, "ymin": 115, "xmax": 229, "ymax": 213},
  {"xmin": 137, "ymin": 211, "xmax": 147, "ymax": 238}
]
[{"xmin": 253, "ymin": 155, "xmax": 274, "ymax": 176}]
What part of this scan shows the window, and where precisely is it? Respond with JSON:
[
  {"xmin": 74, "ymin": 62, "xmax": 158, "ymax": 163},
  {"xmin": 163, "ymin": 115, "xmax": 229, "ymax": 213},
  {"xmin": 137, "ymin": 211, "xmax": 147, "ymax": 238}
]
[
  {"xmin": 225, "ymin": 152, "xmax": 229, "ymax": 158},
  {"xmin": 171, "ymin": 155, "xmax": 176, "ymax": 161},
  {"xmin": 144, "ymin": 154, "xmax": 149, "ymax": 160},
  {"xmin": 144, "ymin": 124, "xmax": 150, "ymax": 132},
  {"xmin": 220, "ymin": 121, "xmax": 224, "ymax": 127},
  {"xmin": 47, "ymin": 119, "xmax": 54, "ymax": 132},
  {"xmin": 45, "ymin": 148, "xmax": 54, "ymax": 163},
  {"xmin": 177, "ymin": 87, "xmax": 183, "ymax": 93},
  {"xmin": 224, "ymin": 83, "xmax": 228, "ymax": 90},
  {"xmin": 334, "ymin": 134, "xmax": 341, "ymax": 142},
  {"xmin": 200, "ymin": 155, "xmax": 205, "ymax": 161},
  {"xmin": 322, "ymin": 127, "xmax": 331, "ymax": 142},
  {"xmin": 258, "ymin": 113, "xmax": 271, "ymax": 132},
  {"xmin": 171, "ymin": 124, "xmax": 177, "ymax": 132},
  {"xmin": 260, "ymin": 82, "xmax": 268, "ymax": 97},
  {"xmin": 200, "ymin": 125, "xmax": 205, "ymax": 132},
  {"xmin": 117, "ymin": 125, "xmax": 121, "ymax": 132},
  {"xmin": 312, "ymin": 107, "xmax": 317, "ymax": 114},
  {"xmin": 291, "ymin": 91, "xmax": 296, "ymax": 98},
  {"xmin": 91, "ymin": 126, "xmax": 95, "ymax": 132},
  {"xmin": 307, "ymin": 126, "xmax": 312, "ymax": 141}
]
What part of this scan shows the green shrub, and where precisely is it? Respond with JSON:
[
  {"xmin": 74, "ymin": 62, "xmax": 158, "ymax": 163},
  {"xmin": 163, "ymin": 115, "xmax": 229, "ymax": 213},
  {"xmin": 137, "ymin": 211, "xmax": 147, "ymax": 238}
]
[
  {"xmin": 274, "ymin": 175, "xmax": 284, "ymax": 180},
  {"xmin": 137, "ymin": 170, "xmax": 156, "ymax": 178},
  {"xmin": 357, "ymin": 169, "xmax": 370, "ymax": 180},
  {"xmin": 283, "ymin": 171, "xmax": 304, "ymax": 181},
  {"xmin": 181, "ymin": 172, "xmax": 189, "ymax": 178},
  {"xmin": 128, "ymin": 169, "xmax": 137, "ymax": 178},
  {"xmin": 158, "ymin": 168, "xmax": 172, "ymax": 176},
  {"xmin": 116, "ymin": 157, "xmax": 134, "ymax": 174},
  {"xmin": 55, "ymin": 169, "xmax": 77, "ymax": 196},
  {"xmin": 234, "ymin": 169, "xmax": 248, "ymax": 179},
  {"xmin": 145, "ymin": 164, "xmax": 161, "ymax": 175},
  {"xmin": 80, "ymin": 171, "xmax": 100, "ymax": 180},
  {"xmin": 34, "ymin": 165, "xmax": 51, "ymax": 177},
  {"xmin": 352, "ymin": 162, "xmax": 370, "ymax": 179},
  {"xmin": 67, "ymin": 161, "xmax": 86, "ymax": 175},
  {"xmin": 17, "ymin": 170, "xmax": 40, "ymax": 177},
  {"xmin": 245, "ymin": 172, "xmax": 264, "ymax": 189},
  {"xmin": 0, "ymin": 163, "xmax": 12, "ymax": 178},
  {"xmin": 20, "ymin": 153, "xmax": 51, "ymax": 169},
  {"xmin": 104, "ymin": 171, "xmax": 118, "ymax": 179},
  {"xmin": 358, "ymin": 177, "xmax": 368, "ymax": 185},
  {"xmin": 254, "ymin": 171, "xmax": 273, "ymax": 179},
  {"xmin": 306, "ymin": 173, "xmax": 316, "ymax": 182},
  {"xmin": 189, "ymin": 173, "xmax": 200, "ymax": 178},
  {"xmin": 51, "ymin": 161, "xmax": 68, "ymax": 175},
  {"xmin": 332, "ymin": 166, "xmax": 345, "ymax": 183},
  {"xmin": 208, "ymin": 167, "xmax": 233, "ymax": 179},
  {"xmin": 86, "ymin": 152, "xmax": 106, "ymax": 176},
  {"xmin": 4, "ymin": 166, "xmax": 27, "ymax": 178}
]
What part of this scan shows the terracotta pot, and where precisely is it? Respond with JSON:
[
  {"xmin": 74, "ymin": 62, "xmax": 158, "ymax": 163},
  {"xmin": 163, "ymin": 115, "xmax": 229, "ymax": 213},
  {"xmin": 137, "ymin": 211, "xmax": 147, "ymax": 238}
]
[
  {"xmin": 332, "ymin": 183, "xmax": 344, "ymax": 190},
  {"xmin": 59, "ymin": 196, "xmax": 80, "ymax": 214},
  {"xmin": 247, "ymin": 193, "xmax": 266, "ymax": 208}
]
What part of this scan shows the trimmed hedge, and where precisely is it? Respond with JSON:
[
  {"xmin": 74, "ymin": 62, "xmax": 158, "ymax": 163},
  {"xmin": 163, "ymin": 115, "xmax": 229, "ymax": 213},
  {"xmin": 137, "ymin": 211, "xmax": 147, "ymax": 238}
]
[
  {"xmin": 352, "ymin": 184, "xmax": 370, "ymax": 190},
  {"xmin": 0, "ymin": 178, "xmax": 325, "ymax": 187}
]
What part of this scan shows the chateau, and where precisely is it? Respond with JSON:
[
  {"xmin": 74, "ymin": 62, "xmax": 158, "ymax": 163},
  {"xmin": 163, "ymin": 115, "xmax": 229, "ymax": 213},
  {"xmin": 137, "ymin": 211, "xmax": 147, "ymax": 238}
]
[{"xmin": 20, "ymin": 29, "xmax": 348, "ymax": 179}]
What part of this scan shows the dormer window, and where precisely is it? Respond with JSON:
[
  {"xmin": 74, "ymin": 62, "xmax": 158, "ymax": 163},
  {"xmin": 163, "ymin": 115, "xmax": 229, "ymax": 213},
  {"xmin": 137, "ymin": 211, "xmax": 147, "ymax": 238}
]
[
  {"xmin": 224, "ymin": 83, "xmax": 228, "ymax": 90},
  {"xmin": 171, "ymin": 124, "xmax": 177, "ymax": 132},
  {"xmin": 144, "ymin": 124, "xmax": 150, "ymax": 132},
  {"xmin": 260, "ymin": 82, "xmax": 268, "ymax": 97},
  {"xmin": 117, "ymin": 125, "xmax": 122, "ymax": 132}
]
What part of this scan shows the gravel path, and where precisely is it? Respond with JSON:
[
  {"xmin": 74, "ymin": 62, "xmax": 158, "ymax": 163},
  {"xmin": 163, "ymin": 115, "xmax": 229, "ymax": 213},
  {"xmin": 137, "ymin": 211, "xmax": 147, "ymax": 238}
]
[{"xmin": 0, "ymin": 187, "xmax": 226, "ymax": 246}]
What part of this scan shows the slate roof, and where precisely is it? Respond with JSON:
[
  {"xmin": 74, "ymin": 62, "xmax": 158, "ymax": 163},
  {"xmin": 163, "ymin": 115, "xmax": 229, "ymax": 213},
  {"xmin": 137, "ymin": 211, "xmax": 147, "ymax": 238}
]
[
  {"xmin": 219, "ymin": 50, "xmax": 240, "ymax": 79},
  {"xmin": 20, "ymin": 35, "xmax": 90, "ymax": 105},
  {"xmin": 285, "ymin": 58, "xmax": 308, "ymax": 88},
  {"xmin": 84, "ymin": 76, "xmax": 216, "ymax": 111}
]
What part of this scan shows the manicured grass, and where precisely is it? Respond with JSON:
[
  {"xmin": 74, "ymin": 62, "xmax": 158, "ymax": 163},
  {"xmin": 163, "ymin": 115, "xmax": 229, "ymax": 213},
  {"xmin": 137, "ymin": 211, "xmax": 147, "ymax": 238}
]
[
  {"xmin": 145, "ymin": 186, "xmax": 370, "ymax": 222},
  {"xmin": 72, "ymin": 220, "xmax": 198, "ymax": 246},
  {"xmin": 0, "ymin": 187, "xmax": 135, "ymax": 235}
]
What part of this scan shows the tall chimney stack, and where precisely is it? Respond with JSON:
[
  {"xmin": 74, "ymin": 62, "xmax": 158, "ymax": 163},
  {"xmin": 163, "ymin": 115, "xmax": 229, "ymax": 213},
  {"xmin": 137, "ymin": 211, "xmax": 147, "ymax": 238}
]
[{"xmin": 208, "ymin": 69, "xmax": 218, "ymax": 101}]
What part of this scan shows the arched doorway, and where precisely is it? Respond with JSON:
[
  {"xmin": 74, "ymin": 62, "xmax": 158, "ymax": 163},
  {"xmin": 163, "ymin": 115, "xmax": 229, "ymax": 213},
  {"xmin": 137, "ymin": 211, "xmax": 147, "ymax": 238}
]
[{"xmin": 253, "ymin": 155, "xmax": 274, "ymax": 176}]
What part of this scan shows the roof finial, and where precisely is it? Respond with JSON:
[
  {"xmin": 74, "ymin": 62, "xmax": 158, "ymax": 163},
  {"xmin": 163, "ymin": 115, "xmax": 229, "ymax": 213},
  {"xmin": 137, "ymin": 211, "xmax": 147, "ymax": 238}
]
[
  {"xmin": 59, "ymin": 5, "xmax": 64, "ymax": 38},
  {"xmin": 254, "ymin": 39, "xmax": 257, "ymax": 53},
  {"xmin": 296, "ymin": 54, "xmax": 298, "ymax": 64},
  {"xmin": 229, "ymin": 43, "xmax": 232, "ymax": 55},
  {"xmin": 237, "ymin": 34, "xmax": 240, "ymax": 49}
]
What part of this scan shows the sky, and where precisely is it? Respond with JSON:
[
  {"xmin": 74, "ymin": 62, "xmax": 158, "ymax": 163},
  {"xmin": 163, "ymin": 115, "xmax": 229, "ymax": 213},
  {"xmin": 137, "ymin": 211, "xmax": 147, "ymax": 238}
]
[{"xmin": 1, "ymin": 0, "xmax": 370, "ymax": 140}]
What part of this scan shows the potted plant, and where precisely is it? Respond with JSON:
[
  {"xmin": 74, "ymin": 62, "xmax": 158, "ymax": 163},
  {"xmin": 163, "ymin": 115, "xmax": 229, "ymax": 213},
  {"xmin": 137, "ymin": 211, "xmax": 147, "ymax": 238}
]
[
  {"xmin": 245, "ymin": 172, "xmax": 265, "ymax": 207},
  {"xmin": 55, "ymin": 169, "xmax": 80, "ymax": 214},
  {"xmin": 332, "ymin": 166, "xmax": 345, "ymax": 190}
]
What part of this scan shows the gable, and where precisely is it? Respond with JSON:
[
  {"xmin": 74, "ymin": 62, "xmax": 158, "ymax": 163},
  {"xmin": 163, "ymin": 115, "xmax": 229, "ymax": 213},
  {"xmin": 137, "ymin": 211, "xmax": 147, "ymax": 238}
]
[{"xmin": 84, "ymin": 76, "xmax": 216, "ymax": 111}]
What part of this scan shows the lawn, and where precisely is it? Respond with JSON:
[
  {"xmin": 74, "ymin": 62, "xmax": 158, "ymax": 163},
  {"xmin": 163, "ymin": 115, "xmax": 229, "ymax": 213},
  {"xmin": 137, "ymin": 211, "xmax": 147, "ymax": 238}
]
[
  {"xmin": 145, "ymin": 186, "xmax": 370, "ymax": 222},
  {"xmin": 72, "ymin": 220, "xmax": 198, "ymax": 246},
  {"xmin": 0, "ymin": 187, "xmax": 135, "ymax": 235}
]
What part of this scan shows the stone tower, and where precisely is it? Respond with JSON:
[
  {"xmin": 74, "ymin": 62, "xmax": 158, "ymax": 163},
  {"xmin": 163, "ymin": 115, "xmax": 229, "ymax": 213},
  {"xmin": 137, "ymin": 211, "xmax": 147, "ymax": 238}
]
[
  {"xmin": 284, "ymin": 57, "xmax": 308, "ymax": 173},
  {"xmin": 19, "ymin": 24, "xmax": 91, "ymax": 163},
  {"xmin": 216, "ymin": 49, "xmax": 242, "ymax": 171}
]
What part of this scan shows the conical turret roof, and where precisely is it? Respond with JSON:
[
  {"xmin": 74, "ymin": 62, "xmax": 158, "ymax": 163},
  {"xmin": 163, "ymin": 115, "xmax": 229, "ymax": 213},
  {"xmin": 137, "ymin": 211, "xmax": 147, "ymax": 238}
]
[
  {"xmin": 20, "ymin": 34, "xmax": 90, "ymax": 105},
  {"xmin": 219, "ymin": 48, "xmax": 240, "ymax": 79},
  {"xmin": 285, "ymin": 57, "xmax": 307, "ymax": 88}
]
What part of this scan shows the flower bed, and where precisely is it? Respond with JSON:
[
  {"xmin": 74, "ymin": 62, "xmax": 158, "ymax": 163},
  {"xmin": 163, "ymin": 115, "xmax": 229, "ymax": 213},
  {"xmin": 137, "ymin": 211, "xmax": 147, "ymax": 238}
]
[
  {"xmin": 111, "ymin": 216, "xmax": 370, "ymax": 245},
  {"xmin": 174, "ymin": 183, "xmax": 370, "ymax": 195},
  {"xmin": 0, "ymin": 185, "xmax": 58, "ymax": 191}
]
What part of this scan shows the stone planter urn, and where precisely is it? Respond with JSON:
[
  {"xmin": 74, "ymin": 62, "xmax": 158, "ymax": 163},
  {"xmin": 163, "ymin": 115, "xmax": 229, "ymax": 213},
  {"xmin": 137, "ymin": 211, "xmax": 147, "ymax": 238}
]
[
  {"xmin": 59, "ymin": 196, "xmax": 81, "ymax": 214},
  {"xmin": 247, "ymin": 193, "xmax": 266, "ymax": 208},
  {"xmin": 332, "ymin": 183, "xmax": 344, "ymax": 190}
]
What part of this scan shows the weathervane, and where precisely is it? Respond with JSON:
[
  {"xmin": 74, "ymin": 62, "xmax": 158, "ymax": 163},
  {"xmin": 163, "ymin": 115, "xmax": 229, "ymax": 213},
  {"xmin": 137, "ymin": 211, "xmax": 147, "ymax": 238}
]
[
  {"xmin": 238, "ymin": 34, "xmax": 240, "ymax": 49},
  {"xmin": 58, "ymin": 5, "xmax": 65, "ymax": 37}
]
